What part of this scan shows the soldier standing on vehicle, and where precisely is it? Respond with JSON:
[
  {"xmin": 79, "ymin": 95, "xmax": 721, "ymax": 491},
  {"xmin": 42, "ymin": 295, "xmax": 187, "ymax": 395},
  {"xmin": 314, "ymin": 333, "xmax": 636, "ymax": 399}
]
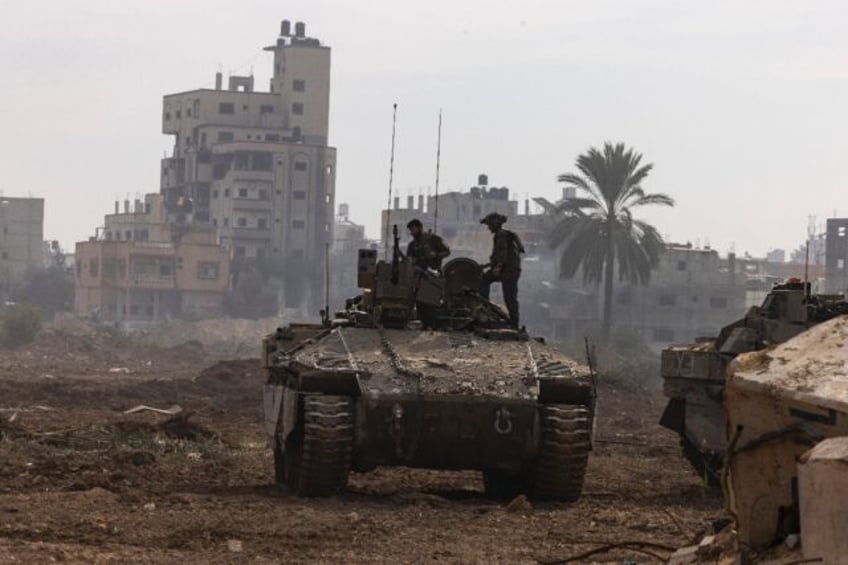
[
  {"xmin": 479, "ymin": 212, "xmax": 524, "ymax": 328},
  {"xmin": 406, "ymin": 219, "xmax": 450, "ymax": 271},
  {"xmin": 406, "ymin": 219, "xmax": 450, "ymax": 328}
]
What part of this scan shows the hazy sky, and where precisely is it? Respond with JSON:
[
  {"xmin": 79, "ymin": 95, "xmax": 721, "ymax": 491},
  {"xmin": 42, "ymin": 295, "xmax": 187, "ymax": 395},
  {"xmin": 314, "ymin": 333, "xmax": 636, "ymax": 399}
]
[{"xmin": 3, "ymin": 0, "xmax": 847, "ymax": 257}]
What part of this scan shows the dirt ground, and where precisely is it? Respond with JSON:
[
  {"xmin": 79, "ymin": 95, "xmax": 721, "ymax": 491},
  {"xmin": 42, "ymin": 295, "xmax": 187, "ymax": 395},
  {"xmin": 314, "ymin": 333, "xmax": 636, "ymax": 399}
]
[{"xmin": 0, "ymin": 329, "xmax": 723, "ymax": 564}]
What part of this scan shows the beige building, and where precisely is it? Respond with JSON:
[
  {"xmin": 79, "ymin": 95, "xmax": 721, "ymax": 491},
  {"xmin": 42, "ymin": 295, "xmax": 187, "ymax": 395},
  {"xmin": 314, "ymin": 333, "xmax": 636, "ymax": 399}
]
[
  {"xmin": 380, "ymin": 175, "xmax": 548, "ymax": 259},
  {"xmin": 0, "ymin": 197, "xmax": 45, "ymax": 277},
  {"xmin": 160, "ymin": 20, "xmax": 335, "ymax": 309},
  {"xmin": 75, "ymin": 199, "xmax": 230, "ymax": 328}
]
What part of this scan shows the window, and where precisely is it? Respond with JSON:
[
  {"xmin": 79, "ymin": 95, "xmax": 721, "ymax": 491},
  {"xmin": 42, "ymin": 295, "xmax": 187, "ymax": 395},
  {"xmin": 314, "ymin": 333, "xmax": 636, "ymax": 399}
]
[
  {"xmin": 293, "ymin": 191, "xmax": 306, "ymax": 200},
  {"xmin": 677, "ymin": 261, "xmax": 687, "ymax": 271},
  {"xmin": 213, "ymin": 163, "xmax": 228, "ymax": 179},
  {"xmin": 160, "ymin": 262, "xmax": 173, "ymax": 276},
  {"xmin": 176, "ymin": 110, "xmax": 181, "ymax": 119},
  {"xmin": 840, "ymin": 226, "xmax": 847, "ymax": 237},
  {"xmin": 291, "ymin": 249, "xmax": 304, "ymax": 260},
  {"xmin": 238, "ymin": 188, "xmax": 248, "ymax": 198},
  {"xmin": 252, "ymin": 152, "xmax": 273, "ymax": 171},
  {"xmin": 258, "ymin": 189, "xmax": 269, "ymax": 200},
  {"xmin": 653, "ymin": 328, "xmax": 675, "ymax": 342},
  {"xmin": 840, "ymin": 259, "xmax": 846, "ymax": 270},
  {"xmin": 292, "ymin": 102, "xmax": 304, "ymax": 115},
  {"xmin": 219, "ymin": 102, "xmax": 235, "ymax": 114},
  {"xmin": 186, "ymin": 108, "xmax": 192, "ymax": 117},
  {"xmin": 294, "ymin": 161, "xmax": 307, "ymax": 172},
  {"xmin": 710, "ymin": 297, "xmax": 728, "ymax": 309},
  {"xmin": 164, "ymin": 112, "xmax": 170, "ymax": 120},
  {"xmin": 89, "ymin": 258, "xmax": 99, "ymax": 276},
  {"xmin": 258, "ymin": 218, "xmax": 267, "ymax": 230},
  {"xmin": 292, "ymin": 219, "xmax": 305, "ymax": 229},
  {"xmin": 197, "ymin": 262, "xmax": 220, "ymax": 280},
  {"xmin": 0, "ymin": 252, "xmax": 7, "ymax": 261},
  {"xmin": 242, "ymin": 105, "xmax": 248, "ymax": 111},
  {"xmin": 217, "ymin": 131, "xmax": 234, "ymax": 142},
  {"xmin": 224, "ymin": 189, "xmax": 231, "ymax": 197},
  {"xmin": 223, "ymin": 218, "xmax": 229, "ymax": 226},
  {"xmin": 293, "ymin": 79, "xmax": 306, "ymax": 92},
  {"xmin": 260, "ymin": 104, "xmax": 275, "ymax": 114},
  {"xmin": 212, "ymin": 190, "xmax": 218, "ymax": 198},
  {"xmin": 237, "ymin": 217, "xmax": 247, "ymax": 227},
  {"xmin": 257, "ymin": 248, "xmax": 266, "ymax": 259},
  {"xmin": 658, "ymin": 292, "xmax": 677, "ymax": 306},
  {"xmin": 265, "ymin": 134, "xmax": 280, "ymax": 142},
  {"xmin": 235, "ymin": 246, "xmax": 246, "ymax": 257}
]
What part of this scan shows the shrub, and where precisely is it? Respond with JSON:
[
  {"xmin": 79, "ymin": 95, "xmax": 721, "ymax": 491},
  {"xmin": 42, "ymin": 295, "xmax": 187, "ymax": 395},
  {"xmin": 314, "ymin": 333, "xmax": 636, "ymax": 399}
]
[{"xmin": 2, "ymin": 303, "xmax": 42, "ymax": 346}]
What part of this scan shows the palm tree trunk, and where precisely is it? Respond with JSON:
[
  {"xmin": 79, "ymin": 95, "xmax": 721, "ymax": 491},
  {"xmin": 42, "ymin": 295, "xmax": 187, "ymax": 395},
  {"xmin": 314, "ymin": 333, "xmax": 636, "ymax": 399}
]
[{"xmin": 602, "ymin": 224, "xmax": 614, "ymax": 343}]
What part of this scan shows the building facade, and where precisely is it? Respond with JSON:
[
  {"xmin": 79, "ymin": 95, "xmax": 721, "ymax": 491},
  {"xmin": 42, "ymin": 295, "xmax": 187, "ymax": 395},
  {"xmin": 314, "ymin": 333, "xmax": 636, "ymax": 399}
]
[
  {"xmin": 825, "ymin": 218, "xmax": 848, "ymax": 294},
  {"xmin": 0, "ymin": 197, "xmax": 45, "ymax": 277},
  {"xmin": 160, "ymin": 20, "xmax": 335, "ymax": 309},
  {"xmin": 74, "ymin": 200, "xmax": 230, "ymax": 329}
]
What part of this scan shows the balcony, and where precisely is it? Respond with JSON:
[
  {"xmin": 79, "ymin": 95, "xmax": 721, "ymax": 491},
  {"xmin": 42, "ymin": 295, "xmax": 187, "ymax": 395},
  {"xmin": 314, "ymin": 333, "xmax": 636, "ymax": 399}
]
[
  {"xmin": 232, "ymin": 198, "xmax": 273, "ymax": 211},
  {"xmin": 129, "ymin": 273, "xmax": 176, "ymax": 289}
]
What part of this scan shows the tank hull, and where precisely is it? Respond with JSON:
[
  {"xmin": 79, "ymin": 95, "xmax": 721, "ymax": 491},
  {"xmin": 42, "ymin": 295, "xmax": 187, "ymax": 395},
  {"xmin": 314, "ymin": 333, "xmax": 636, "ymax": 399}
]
[{"xmin": 263, "ymin": 325, "xmax": 594, "ymax": 499}]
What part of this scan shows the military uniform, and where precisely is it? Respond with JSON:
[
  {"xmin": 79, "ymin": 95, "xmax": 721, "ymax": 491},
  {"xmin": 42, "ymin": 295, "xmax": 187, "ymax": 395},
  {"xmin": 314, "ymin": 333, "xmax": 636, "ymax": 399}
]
[
  {"xmin": 406, "ymin": 232, "xmax": 450, "ymax": 328},
  {"xmin": 479, "ymin": 214, "xmax": 524, "ymax": 328},
  {"xmin": 406, "ymin": 232, "xmax": 450, "ymax": 271}
]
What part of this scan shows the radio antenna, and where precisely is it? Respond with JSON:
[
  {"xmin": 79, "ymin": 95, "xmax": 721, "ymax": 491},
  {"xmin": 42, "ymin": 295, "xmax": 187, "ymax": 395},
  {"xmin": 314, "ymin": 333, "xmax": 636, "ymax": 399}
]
[
  {"xmin": 384, "ymin": 103, "xmax": 398, "ymax": 259},
  {"xmin": 433, "ymin": 109, "xmax": 443, "ymax": 233}
]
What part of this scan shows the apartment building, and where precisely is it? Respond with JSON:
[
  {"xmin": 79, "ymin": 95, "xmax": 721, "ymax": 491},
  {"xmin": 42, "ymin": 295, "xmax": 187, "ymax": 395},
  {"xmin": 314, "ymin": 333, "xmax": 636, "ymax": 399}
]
[
  {"xmin": 825, "ymin": 218, "xmax": 848, "ymax": 294},
  {"xmin": 160, "ymin": 20, "xmax": 335, "ymax": 308},
  {"xmin": 380, "ymin": 175, "xmax": 549, "ymax": 258},
  {"xmin": 74, "ymin": 198, "xmax": 230, "ymax": 328},
  {"xmin": 0, "ymin": 197, "xmax": 45, "ymax": 277}
]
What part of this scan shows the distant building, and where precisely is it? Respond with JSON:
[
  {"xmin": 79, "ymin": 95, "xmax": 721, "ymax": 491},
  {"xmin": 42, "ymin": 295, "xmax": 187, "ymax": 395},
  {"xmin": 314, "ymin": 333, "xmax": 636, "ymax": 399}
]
[
  {"xmin": 329, "ymin": 203, "xmax": 372, "ymax": 308},
  {"xmin": 380, "ymin": 174, "xmax": 550, "ymax": 258},
  {"xmin": 825, "ymin": 218, "xmax": 848, "ymax": 294},
  {"xmin": 766, "ymin": 249, "xmax": 786, "ymax": 264},
  {"xmin": 0, "ymin": 197, "xmax": 45, "ymax": 277},
  {"xmin": 74, "ymin": 198, "xmax": 230, "ymax": 329},
  {"xmin": 160, "ymin": 19, "xmax": 335, "ymax": 310},
  {"xmin": 529, "ymin": 246, "xmax": 746, "ymax": 347}
]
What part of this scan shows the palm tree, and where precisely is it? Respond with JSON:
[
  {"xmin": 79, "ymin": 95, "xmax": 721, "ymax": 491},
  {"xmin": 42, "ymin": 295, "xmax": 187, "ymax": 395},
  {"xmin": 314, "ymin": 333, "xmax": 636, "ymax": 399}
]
[{"xmin": 536, "ymin": 142, "xmax": 674, "ymax": 342}]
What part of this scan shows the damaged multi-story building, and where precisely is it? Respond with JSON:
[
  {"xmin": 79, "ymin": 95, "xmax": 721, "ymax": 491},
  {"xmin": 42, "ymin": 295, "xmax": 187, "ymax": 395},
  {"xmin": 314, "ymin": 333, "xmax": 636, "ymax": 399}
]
[
  {"xmin": 74, "ymin": 195, "xmax": 230, "ymax": 328},
  {"xmin": 160, "ymin": 19, "xmax": 336, "ymax": 310}
]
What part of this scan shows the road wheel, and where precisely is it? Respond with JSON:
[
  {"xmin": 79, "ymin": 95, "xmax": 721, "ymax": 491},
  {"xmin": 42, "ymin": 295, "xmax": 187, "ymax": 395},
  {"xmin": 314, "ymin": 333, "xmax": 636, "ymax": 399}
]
[
  {"xmin": 533, "ymin": 404, "xmax": 592, "ymax": 501},
  {"xmin": 284, "ymin": 395, "xmax": 354, "ymax": 497}
]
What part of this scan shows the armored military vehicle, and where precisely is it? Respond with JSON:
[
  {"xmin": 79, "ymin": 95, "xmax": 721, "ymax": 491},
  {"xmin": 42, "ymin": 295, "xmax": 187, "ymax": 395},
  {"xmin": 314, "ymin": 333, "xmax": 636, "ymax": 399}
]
[
  {"xmin": 262, "ymin": 227, "xmax": 595, "ymax": 499},
  {"xmin": 660, "ymin": 280, "xmax": 848, "ymax": 483}
]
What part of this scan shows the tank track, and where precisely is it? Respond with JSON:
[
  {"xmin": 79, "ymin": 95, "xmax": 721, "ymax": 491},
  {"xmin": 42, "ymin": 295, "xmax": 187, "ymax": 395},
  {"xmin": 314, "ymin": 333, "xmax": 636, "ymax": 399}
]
[
  {"xmin": 283, "ymin": 395, "xmax": 354, "ymax": 496},
  {"xmin": 534, "ymin": 404, "xmax": 592, "ymax": 501},
  {"xmin": 483, "ymin": 403, "xmax": 592, "ymax": 502}
]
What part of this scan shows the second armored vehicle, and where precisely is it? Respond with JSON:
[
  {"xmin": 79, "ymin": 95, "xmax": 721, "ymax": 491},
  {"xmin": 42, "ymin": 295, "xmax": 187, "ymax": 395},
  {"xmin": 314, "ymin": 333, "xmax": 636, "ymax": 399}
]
[
  {"xmin": 262, "ymin": 230, "xmax": 595, "ymax": 500},
  {"xmin": 660, "ymin": 280, "xmax": 848, "ymax": 483}
]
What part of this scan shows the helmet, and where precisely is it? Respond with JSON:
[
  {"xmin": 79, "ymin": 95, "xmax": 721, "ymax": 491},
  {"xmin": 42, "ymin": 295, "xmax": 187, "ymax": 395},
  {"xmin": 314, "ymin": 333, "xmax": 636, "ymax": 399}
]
[{"xmin": 480, "ymin": 212, "xmax": 507, "ymax": 226}]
